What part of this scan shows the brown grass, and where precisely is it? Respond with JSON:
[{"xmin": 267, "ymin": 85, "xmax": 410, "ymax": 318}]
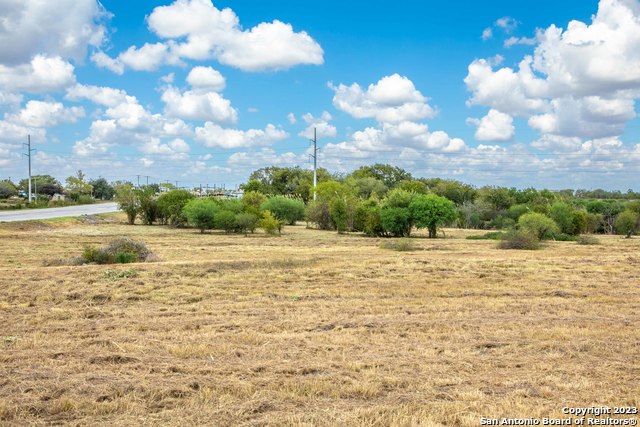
[{"xmin": 0, "ymin": 214, "xmax": 639, "ymax": 426}]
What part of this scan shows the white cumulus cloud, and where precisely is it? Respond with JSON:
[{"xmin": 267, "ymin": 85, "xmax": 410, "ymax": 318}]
[
  {"xmin": 195, "ymin": 123, "xmax": 288, "ymax": 148},
  {"xmin": 467, "ymin": 109, "xmax": 515, "ymax": 141},
  {"xmin": 331, "ymin": 74, "xmax": 436, "ymax": 124}
]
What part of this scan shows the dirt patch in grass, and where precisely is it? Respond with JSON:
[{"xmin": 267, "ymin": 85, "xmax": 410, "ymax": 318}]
[{"xmin": 0, "ymin": 218, "xmax": 638, "ymax": 425}]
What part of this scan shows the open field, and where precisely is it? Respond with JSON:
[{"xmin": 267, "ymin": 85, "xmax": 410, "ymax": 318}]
[{"xmin": 0, "ymin": 214, "xmax": 639, "ymax": 426}]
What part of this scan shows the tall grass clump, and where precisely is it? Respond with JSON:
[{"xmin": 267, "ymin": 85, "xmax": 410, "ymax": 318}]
[{"xmin": 497, "ymin": 231, "xmax": 540, "ymax": 250}]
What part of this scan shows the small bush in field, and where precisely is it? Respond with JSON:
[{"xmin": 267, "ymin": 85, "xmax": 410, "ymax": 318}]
[
  {"xmin": 497, "ymin": 231, "xmax": 540, "ymax": 250},
  {"xmin": 260, "ymin": 211, "xmax": 283, "ymax": 236},
  {"xmin": 80, "ymin": 238, "xmax": 155, "ymax": 264},
  {"xmin": 380, "ymin": 238, "xmax": 417, "ymax": 252},
  {"xmin": 235, "ymin": 213, "xmax": 258, "ymax": 235},
  {"xmin": 577, "ymin": 235, "xmax": 600, "ymax": 245}
]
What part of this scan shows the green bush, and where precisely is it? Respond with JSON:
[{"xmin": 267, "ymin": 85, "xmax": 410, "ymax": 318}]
[
  {"xmin": 115, "ymin": 183, "xmax": 139, "ymax": 225},
  {"xmin": 615, "ymin": 210, "xmax": 639, "ymax": 238},
  {"xmin": 355, "ymin": 199, "xmax": 384, "ymax": 236},
  {"xmin": 234, "ymin": 213, "xmax": 258, "ymax": 235},
  {"xmin": 214, "ymin": 210, "xmax": 236, "ymax": 233},
  {"xmin": 330, "ymin": 198, "xmax": 348, "ymax": 233},
  {"xmin": 518, "ymin": 212, "xmax": 559, "ymax": 240},
  {"xmin": 380, "ymin": 207, "xmax": 412, "ymax": 237},
  {"xmin": 497, "ymin": 231, "xmax": 540, "ymax": 250},
  {"xmin": 183, "ymin": 198, "xmax": 217, "ymax": 233},
  {"xmin": 157, "ymin": 190, "xmax": 194, "ymax": 226},
  {"xmin": 261, "ymin": 197, "xmax": 305, "ymax": 225},
  {"xmin": 242, "ymin": 191, "xmax": 266, "ymax": 216},
  {"xmin": 136, "ymin": 186, "xmax": 159, "ymax": 225},
  {"xmin": 260, "ymin": 210, "xmax": 283, "ymax": 236},
  {"xmin": 306, "ymin": 200, "xmax": 332, "ymax": 230}
]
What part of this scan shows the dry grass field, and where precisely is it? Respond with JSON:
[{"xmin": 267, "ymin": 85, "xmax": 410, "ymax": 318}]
[{"xmin": 0, "ymin": 214, "xmax": 638, "ymax": 426}]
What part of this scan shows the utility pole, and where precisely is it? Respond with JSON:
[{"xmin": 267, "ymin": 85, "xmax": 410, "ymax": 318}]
[
  {"xmin": 22, "ymin": 135, "xmax": 35, "ymax": 203},
  {"xmin": 145, "ymin": 175, "xmax": 149, "ymax": 186},
  {"xmin": 311, "ymin": 127, "xmax": 318, "ymax": 201},
  {"xmin": 136, "ymin": 175, "xmax": 140, "ymax": 187}
]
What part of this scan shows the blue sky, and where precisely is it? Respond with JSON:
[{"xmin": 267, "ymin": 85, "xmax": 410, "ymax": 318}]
[{"xmin": 1, "ymin": 0, "xmax": 640, "ymax": 190}]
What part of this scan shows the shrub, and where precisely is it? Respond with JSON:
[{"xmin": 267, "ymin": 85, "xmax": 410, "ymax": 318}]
[
  {"xmin": 183, "ymin": 198, "xmax": 217, "ymax": 233},
  {"xmin": 242, "ymin": 191, "xmax": 266, "ymax": 216},
  {"xmin": 214, "ymin": 210, "xmax": 236, "ymax": 233},
  {"xmin": 577, "ymin": 235, "xmax": 600, "ymax": 245},
  {"xmin": 306, "ymin": 200, "xmax": 332, "ymax": 230},
  {"xmin": 81, "ymin": 238, "xmax": 154, "ymax": 264},
  {"xmin": 157, "ymin": 190, "xmax": 194, "ymax": 226},
  {"xmin": 549, "ymin": 202, "xmax": 580, "ymax": 235},
  {"xmin": 234, "ymin": 213, "xmax": 258, "ymax": 235},
  {"xmin": 615, "ymin": 210, "xmax": 639, "ymax": 238},
  {"xmin": 409, "ymin": 193, "xmax": 457, "ymax": 238},
  {"xmin": 115, "ymin": 183, "xmax": 139, "ymax": 225},
  {"xmin": 497, "ymin": 231, "xmax": 540, "ymax": 250},
  {"xmin": 260, "ymin": 197, "xmax": 305, "ymax": 225},
  {"xmin": 380, "ymin": 238, "xmax": 417, "ymax": 252},
  {"xmin": 260, "ymin": 210, "xmax": 283, "ymax": 236},
  {"xmin": 136, "ymin": 186, "xmax": 159, "ymax": 225},
  {"xmin": 330, "ymin": 198, "xmax": 348, "ymax": 233},
  {"xmin": 380, "ymin": 207, "xmax": 412, "ymax": 237},
  {"xmin": 518, "ymin": 212, "xmax": 559, "ymax": 240},
  {"xmin": 355, "ymin": 199, "xmax": 384, "ymax": 236}
]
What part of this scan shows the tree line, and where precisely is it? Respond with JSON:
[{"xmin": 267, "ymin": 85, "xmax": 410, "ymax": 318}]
[{"xmin": 112, "ymin": 163, "xmax": 640, "ymax": 242}]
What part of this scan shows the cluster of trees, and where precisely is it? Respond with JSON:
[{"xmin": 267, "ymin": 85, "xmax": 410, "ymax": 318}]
[
  {"xmin": 115, "ymin": 184, "xmax": 307, "ymax": 236},
  {"xmin": 0, "ymin": 171, "xmax": 117, "ymax": 206},
  {"xmin": 239, "ymin": 164, "xmax": 640, "ymax": 239}
]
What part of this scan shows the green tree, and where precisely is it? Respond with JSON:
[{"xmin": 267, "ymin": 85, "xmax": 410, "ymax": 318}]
[
  {"xmin": 330, "ymin": 198, "xmax": 348, "ymax": 234},
  {"xmin": 183, "ymin": 198, "xmax": 217, "ymax": 233},
  {"xmin": 65, "ymin": 170, "xmax": 93, "ymax": 196},
  {"xmin": 0, "ymin": 180, "xmax": 18, "ymax": 199},
  {"xmin": 157, "ymin": 189, "xmax": 194, "ymax": 226},
  {"xmin": 242, "ymin": 191, "xmax": 266, "ymax": 216},
  {"xmin": 260, "ymin": 197, "xmax": 305, "ymax": 225},
  {"xmin": 115, "ymin": 183, "xmax": 139, "ymax": 225},
  {"xmin": 518, "ymin": 213, "xmax": 560, "ymax": 240},
  {"xmin": 18, "ymin": 175, "xmax": 60, "ymax": 194},
  {"xmin": 409, "ymin": 193, "xmax": 457, "ymax": 238},
  {"xmin": 397, "ymin": 180, "xmax": 429, "ymax": 194},
  {"xmin": 90, "ymin": 178, "xmax": 115, "ymax": 200},
  {"xmin": 346, "ymin": 177, "xmax": 387, "ymax": 199},
  {"xmin": 380, "ymin": 207, "xmax": 412, "ymax": 237},
  {"xmin": 422, "ymin": 178, "xmax": 477, "ymax": 205},
  {"xmin": 349, "ymin": 164, "xmax": 412, "ymax": 189},
  {"xmin": 549, "ymin": 202, "xmax": 577, "ymax": 235},
  {"xmin": 135, "ymin": 186, "xmax": 159, "ymax": 225},
  {"xmin": 615, "ymin": 210, "xmax": 639, "ymax": 238}
]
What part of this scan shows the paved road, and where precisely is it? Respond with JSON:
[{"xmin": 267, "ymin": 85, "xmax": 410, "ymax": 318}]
[{"xmin": 0, "ymin": 202, "xmax": 120, "ymax": 222}]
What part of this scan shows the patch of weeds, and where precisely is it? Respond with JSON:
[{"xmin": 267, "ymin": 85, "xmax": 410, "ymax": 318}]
[
  {"xmin": 2, "ymin": 336, "xmax": 19, "ymax": 344},
  {"xmin": 380, "ymin": 238, "xmax": 417, "ymax": 252},
  {"xmin": 497, "ymin": 231, "xmax": 540, "ymax": 250},
  {"xmin": 577, "ymin": 235, "xmax": 600, "ymax": 245},
  {"xmin": 466, "ymin": 232, "xmax": 504, "ymax": 240},
  {"xmin": 103, "ymin": 269, "xmax": 139, "ymax": 280}
]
